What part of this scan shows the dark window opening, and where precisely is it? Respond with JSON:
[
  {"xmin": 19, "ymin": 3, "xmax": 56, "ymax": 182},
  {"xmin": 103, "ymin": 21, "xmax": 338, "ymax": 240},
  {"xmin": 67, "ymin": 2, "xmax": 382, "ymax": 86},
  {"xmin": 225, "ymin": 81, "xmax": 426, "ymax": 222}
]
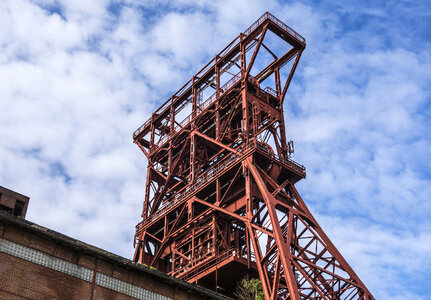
[
  {"xmin": 0, "ymin": 203, "xmax": 13, "ymax": 214},
  {"xmin": 13, "ymin": 200, "xmax": 25, "ymax": 217}
]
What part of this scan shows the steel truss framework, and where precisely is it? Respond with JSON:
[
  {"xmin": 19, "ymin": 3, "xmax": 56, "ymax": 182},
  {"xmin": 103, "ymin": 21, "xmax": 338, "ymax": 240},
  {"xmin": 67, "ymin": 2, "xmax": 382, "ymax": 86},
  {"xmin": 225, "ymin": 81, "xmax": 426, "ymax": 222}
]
[{"xmin": 132, "ymin": 12, "xmax": 374, "ymax": 300}]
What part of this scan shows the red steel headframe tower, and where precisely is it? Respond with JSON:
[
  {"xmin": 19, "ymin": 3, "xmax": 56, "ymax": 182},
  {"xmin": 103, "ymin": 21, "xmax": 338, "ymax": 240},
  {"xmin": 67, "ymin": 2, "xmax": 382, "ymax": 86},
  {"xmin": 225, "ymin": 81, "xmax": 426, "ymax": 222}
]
[{"xmin": 132, "ymin": 12, "xmax": 374, "ymax": 300}]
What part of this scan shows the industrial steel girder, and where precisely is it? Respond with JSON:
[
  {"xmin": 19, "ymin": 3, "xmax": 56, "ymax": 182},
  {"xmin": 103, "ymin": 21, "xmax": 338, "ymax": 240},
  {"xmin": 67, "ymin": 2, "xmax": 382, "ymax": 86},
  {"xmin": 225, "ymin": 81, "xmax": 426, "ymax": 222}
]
[{"xmin": 132, "ymin": 12, "xmax": 374, "ymax": 300}]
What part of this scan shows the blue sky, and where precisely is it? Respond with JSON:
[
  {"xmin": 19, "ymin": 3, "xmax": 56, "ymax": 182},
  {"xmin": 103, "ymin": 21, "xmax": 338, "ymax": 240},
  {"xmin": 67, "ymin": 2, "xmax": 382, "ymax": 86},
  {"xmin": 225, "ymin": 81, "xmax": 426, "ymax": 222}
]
[{"xmin": 0, "ymin": 1, "xmax": 430, "ymax": 299}]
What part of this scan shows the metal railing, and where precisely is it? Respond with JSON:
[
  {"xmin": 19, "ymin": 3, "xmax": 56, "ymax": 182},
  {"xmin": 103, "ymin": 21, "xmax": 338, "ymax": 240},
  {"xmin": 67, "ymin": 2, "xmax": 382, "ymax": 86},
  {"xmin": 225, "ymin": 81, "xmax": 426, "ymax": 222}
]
[
  {"xmin": 179, "ymin": 247, "xmax": 234, "ymax": 282},
  {"xmin": 132, "ymin": 12, "xmax": 305, "ymax": 140},
  {"xmin": 264, "ymin": 86, "xmax": 278, "ymax": 98},
  {"xmin": 266, "ymin": 12, "xmax": 305, "ymax": 43},
  {"xmin": 243, "ymin": 13, "xmax": 268, "ymax": 37},
  {"xmin": 144, "ymin": 74, "xmax": 279, "ymax": 152},
  {"xmin": 133, "ymin": 118, "xmax": 151, "ymax": 138},
  {"xmin": 150, "ymin": 71, "xmax": 243, "ymax": 150},
  {"xmin": 243, "ymin": 12, "xmax": 305, "ymax": 44},
  {"xmin": 198, "ymin": 71, "xmax": 242, "ymax": 112},
  {"xmin": 256, "ymin": 142, "xmax": 305, "ymax": 174},
  {"xmin": 138, "ymin": 143, "xmax": 252, "ymax": 228},
  {"xmin": 136, "ymin": 141, "xmax": 305, "ymax": 232}
]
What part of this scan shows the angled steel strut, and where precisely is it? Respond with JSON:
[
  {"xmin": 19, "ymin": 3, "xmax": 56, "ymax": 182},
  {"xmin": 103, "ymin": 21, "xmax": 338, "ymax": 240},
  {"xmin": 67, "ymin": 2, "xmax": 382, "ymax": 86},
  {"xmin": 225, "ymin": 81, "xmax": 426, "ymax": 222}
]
[{"xmin": 132, "ymin": 11, "xmax": 374, "ymax": 300}]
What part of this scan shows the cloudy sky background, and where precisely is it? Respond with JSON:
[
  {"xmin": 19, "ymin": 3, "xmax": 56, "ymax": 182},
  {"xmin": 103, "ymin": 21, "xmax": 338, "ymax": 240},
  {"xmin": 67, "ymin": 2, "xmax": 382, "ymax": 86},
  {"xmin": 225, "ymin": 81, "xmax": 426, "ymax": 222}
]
[{"xmin": 1, "ymin": 0, "xmax": 430, "ymax": 298}]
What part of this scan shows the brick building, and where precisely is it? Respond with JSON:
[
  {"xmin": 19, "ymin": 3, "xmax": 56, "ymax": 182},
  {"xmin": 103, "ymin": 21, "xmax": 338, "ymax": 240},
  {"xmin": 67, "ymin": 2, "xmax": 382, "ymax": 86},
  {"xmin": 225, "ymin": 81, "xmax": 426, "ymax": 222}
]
[
  {"xmin": 0, "ymin": 210, "xmax": 232, "ymax": 300},
  {"xmin": 0, "ymin": 186, "xmax": 29, "ymax": 218}
]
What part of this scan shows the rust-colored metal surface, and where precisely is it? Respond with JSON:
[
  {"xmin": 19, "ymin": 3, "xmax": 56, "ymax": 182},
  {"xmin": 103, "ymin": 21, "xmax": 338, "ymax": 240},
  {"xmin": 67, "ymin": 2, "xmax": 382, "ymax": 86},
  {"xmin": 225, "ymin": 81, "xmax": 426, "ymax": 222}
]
[{"xmin": 133, "ymin": 12, "xmax": 374, "ymax": 300}]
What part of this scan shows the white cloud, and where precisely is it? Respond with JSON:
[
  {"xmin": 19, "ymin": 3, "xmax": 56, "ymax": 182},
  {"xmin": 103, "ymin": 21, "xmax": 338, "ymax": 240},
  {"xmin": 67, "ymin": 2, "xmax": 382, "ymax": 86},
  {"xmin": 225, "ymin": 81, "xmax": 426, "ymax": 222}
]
[
  {"xmin": 0, "ymin": 1, "xmax": 430, "ymax": 299},
  {"xmin": 1, "ymin": 1, "xmax": 84, "ymax": 59},
  {"xmin": 317, "ymin": 214, "xmax": 431, "ymax": 299}
]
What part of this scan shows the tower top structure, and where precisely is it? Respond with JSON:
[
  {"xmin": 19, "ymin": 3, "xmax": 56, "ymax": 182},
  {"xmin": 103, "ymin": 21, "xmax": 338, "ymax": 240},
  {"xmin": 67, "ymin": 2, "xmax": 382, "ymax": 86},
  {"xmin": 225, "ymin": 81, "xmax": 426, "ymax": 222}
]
[{"xmin": 133, "ymin": 12, "xmax": 373, "ymax": 300}]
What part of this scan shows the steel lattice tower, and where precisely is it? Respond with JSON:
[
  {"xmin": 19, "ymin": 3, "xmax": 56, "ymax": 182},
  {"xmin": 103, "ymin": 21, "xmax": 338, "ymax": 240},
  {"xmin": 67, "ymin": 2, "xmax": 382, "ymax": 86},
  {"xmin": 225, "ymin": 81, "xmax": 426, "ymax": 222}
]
[{"xmin": 132, "ymin": 12, "xmax": 374, "ymax": 300}]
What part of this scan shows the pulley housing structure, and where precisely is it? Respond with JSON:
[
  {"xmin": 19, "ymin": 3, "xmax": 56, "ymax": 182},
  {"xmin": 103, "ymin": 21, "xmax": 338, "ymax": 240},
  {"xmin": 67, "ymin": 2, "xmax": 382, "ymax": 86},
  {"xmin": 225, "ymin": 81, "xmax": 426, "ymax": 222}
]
[{"xmin": 132, "ymin": 12, "xmax": 374, "ymax": 300}]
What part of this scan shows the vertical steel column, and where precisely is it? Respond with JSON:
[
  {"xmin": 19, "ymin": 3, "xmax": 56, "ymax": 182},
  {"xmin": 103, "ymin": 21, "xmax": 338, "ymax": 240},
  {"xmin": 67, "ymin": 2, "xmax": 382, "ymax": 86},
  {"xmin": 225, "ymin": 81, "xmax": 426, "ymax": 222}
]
[{"xmin": 132, "ymin": 12, "xmax": 373, "ymax": 300}]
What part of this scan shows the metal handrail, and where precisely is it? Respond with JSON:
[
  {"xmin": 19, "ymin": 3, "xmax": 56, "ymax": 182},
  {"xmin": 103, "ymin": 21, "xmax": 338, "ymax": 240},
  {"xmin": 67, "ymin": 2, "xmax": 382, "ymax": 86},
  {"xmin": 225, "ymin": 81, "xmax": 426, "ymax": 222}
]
[
  {"xmin": 198, "ymin": 71, "xmax": 242, "ymax": 111},
  {"xmin": 264, "ymin": 86, "xmax": 278, "ymax": 98},
  {"xmin": 150, "ymin": 71, "xmax": 242, "ymax": 151},
  {"xmin": 133, "ymin": 118, "xmax": 151, "ymax": 138},
  {"xmin": 139, "ymin": 144, "xmax": 249, "ymax": 227},
  {"xmin": 179, "ymin": 247, "xmax": 234, "ymax": 282},
  {"xmin": 132, "ymin": 12, "xmax": 305, "ymax": 140},
  {"xmin": 243, "ymin": 12, "xmax": 305, "ymax": 43},
  {"xmin": 266, "ymin": 12, "xmax": 305, "ymax": 43},
  {"xmin": 256, "ymin": 142, "xmax": 305, "ymax": 173},
  {"xmin": 135, "ymin": 141, "xmax": 305, "ymax": 231}
]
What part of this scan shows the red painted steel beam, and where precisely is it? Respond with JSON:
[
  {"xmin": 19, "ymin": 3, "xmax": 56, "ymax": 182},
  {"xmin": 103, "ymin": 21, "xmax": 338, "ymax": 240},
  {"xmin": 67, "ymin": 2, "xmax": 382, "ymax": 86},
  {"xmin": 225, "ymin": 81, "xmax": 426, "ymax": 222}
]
[{"xmin": 132, "ymin": 11, "xmax": 374, "ymax": 300}]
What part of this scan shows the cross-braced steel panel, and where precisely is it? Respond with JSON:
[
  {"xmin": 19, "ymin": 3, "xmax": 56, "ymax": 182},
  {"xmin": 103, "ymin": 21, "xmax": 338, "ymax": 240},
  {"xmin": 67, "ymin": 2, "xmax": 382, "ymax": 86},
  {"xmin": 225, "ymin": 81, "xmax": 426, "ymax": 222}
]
[{"xmin": 132, "ymin": 12, "xmax": 374, "ymax": 300}]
